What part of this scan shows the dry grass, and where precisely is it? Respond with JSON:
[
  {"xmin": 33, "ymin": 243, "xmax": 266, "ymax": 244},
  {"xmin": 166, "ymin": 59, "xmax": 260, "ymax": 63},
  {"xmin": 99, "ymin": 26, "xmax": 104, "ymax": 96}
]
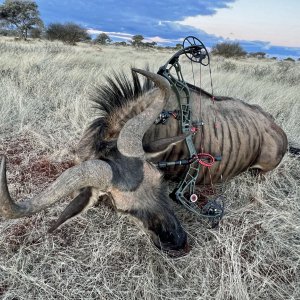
[{"xmin": 0, "ymin": 38, "xmax": 299, "ymax": 300}]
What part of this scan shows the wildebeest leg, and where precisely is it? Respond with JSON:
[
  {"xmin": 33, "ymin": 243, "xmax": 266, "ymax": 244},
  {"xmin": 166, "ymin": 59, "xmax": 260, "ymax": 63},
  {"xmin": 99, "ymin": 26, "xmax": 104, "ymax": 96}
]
[
  {"xmin": 251, "ymin": 123, "xmax": 288, "ymax": 173},
  {"xmin": 48, "ymin": 187, "xmax": 92, "ymax": 232}
]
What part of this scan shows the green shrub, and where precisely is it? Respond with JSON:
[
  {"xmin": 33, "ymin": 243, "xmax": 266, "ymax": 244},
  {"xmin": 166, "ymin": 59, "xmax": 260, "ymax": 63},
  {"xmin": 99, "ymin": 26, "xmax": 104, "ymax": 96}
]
[
  {"xmin": 93, "ymin": 33, "xmax": 111, "ymax": 45},
  {"xmin": 46, "ymin": 22, "xmax": 90, "ymax": 45},
  {"xmin": 211, "ymin": 42, "xmax": 247, "ymax": 58}
]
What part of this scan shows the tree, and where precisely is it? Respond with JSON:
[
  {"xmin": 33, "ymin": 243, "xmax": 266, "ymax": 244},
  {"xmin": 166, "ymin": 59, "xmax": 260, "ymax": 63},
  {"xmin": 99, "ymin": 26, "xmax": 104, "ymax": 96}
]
[
  {"xmin": 46, "ymin": 23, "xmax": 65, "ymax": 41},
  {"xmin": 94, "ymin": 32, "xmax": 111, "ymax": 45},
  {"xmin": 248, "ymin": 52, "xmax": 266, "ymax": 59},
  {"xmin": 143, "ymin": 41, "xmax": 156, "ymax": 48},
  {"xmin": 131, "ymin": 34, "xmax": 144, "ymax": 47},
  {"xmin": 29, "ymin": 26, "xmax": 41, "ymax": 38},
  {"xmin": 211, "ymin": 42, "xmax": 247, "ymax": 58},
  {"xmin": 284, "ymin": 57, "xmax": 295, "ymax": 62},
  {"xmin": 46, "ymin": 22, "xmax": 90, "ymax": 45},
  {"xmin": 175, "ymin": 43, "xmax": 183, "ymax": 50},
  {"xmin": 0, "ymin": 0, "xmax": 43, "ymax": 40},
  {"xmin": 114, "ymin": 41, "xmax": 127, "ymax": 46}
]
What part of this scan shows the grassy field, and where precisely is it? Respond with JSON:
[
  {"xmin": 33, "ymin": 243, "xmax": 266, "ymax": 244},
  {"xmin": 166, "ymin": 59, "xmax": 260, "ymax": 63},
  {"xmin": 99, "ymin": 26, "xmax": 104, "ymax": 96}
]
[{"xmin": 0, "ymin": 38, "xmax": 299, "ymax": 300}]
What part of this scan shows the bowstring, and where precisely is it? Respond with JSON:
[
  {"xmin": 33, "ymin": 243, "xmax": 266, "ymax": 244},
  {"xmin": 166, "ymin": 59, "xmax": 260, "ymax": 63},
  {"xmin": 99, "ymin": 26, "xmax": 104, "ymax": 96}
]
[
  {"xmin": 191, "ymin": 55, "xmax": 211, "ymax": 194},
  {"xmin": 208, "ymin": 58, "xmax": 224, "ymax": 194}
]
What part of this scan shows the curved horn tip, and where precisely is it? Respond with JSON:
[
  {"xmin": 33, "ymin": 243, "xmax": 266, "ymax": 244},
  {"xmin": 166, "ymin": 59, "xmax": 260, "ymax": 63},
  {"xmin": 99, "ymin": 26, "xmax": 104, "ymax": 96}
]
[
  {"xmin": 131, "ymin": 68, "xmax": 169, "ymax": 81},
  {"xmin": 131, "ymin": 68, "xmax": 154, "ymax": 76},
  {"xmin": 131, "ymin": 68, "xmax": 143, "ymax": 74},
  {"xmin": 0, "ymin": 154, "xmax": 7, "ymax": 163},
  {"xmin": 131, "ymin": 68, "xmax": 170, "ymax": 95}
]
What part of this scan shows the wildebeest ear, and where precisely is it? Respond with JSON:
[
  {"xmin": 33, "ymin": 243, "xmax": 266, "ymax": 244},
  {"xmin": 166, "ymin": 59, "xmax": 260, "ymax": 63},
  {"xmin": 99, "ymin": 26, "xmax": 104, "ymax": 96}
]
[{"xmin": 143, "ymin": 133, "xmax": 190, "ymax": 158}]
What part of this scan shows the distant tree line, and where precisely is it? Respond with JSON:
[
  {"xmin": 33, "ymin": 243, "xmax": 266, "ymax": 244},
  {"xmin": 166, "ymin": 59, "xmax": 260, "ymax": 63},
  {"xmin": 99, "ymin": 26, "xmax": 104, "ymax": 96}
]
[
  {"xmin": 128, "ymin": 34, "xmax": 156, "ymax": 48},
  {"xmin": 0, "ymin": 0, "xmax": 299, "ymax": 60}
]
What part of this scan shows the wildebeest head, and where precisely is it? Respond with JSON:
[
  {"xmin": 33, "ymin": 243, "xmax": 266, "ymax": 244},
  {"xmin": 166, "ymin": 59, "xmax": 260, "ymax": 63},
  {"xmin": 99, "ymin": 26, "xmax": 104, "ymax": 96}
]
[{"xmin": 0, "ymin": 69, "xmax": 188, "ymax": 256}]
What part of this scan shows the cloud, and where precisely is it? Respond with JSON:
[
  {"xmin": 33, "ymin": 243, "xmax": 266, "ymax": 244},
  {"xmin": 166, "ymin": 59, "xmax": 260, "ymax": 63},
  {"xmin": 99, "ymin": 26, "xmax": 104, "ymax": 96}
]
[
  {"xmin": 144, "ymin": 36, "xmax": 173, "ymax": 43},
  {"xmin": 35, "ymin": 0, "xmax": 299, "ymax": 57},
  {"xmin": 87, "ymin": 29, "xmax": 134, "ymax": 41},
  {"xmin": 87, "ymin": 29, "xmax": 103, "ymax": 35},
  {"xmin": 154, "ymin": 21, "xmax": 223, "ymax": 45},
  {"xmin": 178, "ymin": 0, "xmax": 300, "ymax": 48},
  {"xmin": 36, "ymin": 0, "xmax": 235, "ymax": 46},
  {"xmin": 36, "ymin": 0, "xmax": 235, "ymax": 37},
  {"xmin": 230, "ymin": 39, "xmax": 300, "ymax": 58}
]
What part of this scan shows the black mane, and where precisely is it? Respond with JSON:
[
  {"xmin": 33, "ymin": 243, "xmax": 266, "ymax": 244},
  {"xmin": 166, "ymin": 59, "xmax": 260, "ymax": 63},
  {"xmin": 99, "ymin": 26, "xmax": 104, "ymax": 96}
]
[
  {"xmin": 91, "ymin": 69, "xmax": 154, "ymax": 118},
  {"xmin": 85, "ymin": 69, "xmax": 154, "ymax": 155}
]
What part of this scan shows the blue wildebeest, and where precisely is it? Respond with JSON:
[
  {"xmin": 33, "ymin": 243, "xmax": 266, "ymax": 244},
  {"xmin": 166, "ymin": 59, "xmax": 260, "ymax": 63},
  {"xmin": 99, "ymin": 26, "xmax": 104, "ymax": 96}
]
[{"xmin": 0, "ymin": 69, "xmax": 287, "ymax": 256}]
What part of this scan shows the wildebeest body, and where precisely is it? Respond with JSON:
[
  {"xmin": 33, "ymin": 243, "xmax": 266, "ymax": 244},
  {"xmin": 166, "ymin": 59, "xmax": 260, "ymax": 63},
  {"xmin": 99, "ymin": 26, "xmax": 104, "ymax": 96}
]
[
  {"xmin": 76, "ymin": 73, "xmax": 287, "ymax": 185},
  {"xmin": 143, "ymin": 86, "xmax": 287, "ymax": 183}
]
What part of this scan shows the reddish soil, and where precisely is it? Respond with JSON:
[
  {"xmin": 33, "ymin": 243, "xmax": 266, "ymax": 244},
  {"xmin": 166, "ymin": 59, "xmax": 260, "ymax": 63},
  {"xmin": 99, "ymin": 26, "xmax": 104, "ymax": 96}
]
[{"xmin": 0, "ymin": 134, "xmax": 75, "ymax": 197}]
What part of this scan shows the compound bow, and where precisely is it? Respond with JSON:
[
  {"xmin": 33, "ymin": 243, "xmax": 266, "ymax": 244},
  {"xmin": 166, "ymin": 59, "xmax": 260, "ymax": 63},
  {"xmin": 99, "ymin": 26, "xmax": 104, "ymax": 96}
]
[{"xmin": 157, "ymin": 36, "xmax": 224, "ymax": 227}]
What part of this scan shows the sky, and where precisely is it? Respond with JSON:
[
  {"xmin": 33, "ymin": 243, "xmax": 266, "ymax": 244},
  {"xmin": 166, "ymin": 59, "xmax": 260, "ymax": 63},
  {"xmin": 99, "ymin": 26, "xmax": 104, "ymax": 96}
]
[{"xmin": 21, "ymin": 1, "xmax": 300, "ymax": 58}]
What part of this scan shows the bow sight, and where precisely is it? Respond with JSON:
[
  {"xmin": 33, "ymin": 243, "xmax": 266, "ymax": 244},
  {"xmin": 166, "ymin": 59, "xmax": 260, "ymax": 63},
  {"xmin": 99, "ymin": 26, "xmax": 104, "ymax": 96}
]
[{"xmin": 157, "ymin": 36, "xmax": 224, "ymax": 227}]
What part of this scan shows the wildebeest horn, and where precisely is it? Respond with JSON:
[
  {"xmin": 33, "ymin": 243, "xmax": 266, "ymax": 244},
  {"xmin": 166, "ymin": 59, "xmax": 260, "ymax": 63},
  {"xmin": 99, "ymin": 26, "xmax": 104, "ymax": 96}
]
[
  {"xmin": 0, "ymin": 155, "xmax": 112, "ymax": 219},
  {"xmin": 117, "ymin": 68, "xmax": 171, "ymax": 158}
]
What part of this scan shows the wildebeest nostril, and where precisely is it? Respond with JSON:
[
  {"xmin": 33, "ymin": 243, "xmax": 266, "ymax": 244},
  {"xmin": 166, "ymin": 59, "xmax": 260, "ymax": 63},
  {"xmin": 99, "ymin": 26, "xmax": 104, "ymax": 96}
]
[
  {"xmin": 153, "ymin": 231, "xmax": 190, "ymax": 258},
  {"xmin": 173, "ymin": 229, "xmax": 188, "ymax": 250},
  {"xmin": 153, "ymin": 224, "xmax": 188, "ymax": 252}
]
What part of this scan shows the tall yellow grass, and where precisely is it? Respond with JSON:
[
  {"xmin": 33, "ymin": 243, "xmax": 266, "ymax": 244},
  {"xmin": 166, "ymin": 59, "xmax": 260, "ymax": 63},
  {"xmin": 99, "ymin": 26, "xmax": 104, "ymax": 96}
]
[{"xmin": 0, "ymin": 38, "xmax": 299, "ymax": 299}]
